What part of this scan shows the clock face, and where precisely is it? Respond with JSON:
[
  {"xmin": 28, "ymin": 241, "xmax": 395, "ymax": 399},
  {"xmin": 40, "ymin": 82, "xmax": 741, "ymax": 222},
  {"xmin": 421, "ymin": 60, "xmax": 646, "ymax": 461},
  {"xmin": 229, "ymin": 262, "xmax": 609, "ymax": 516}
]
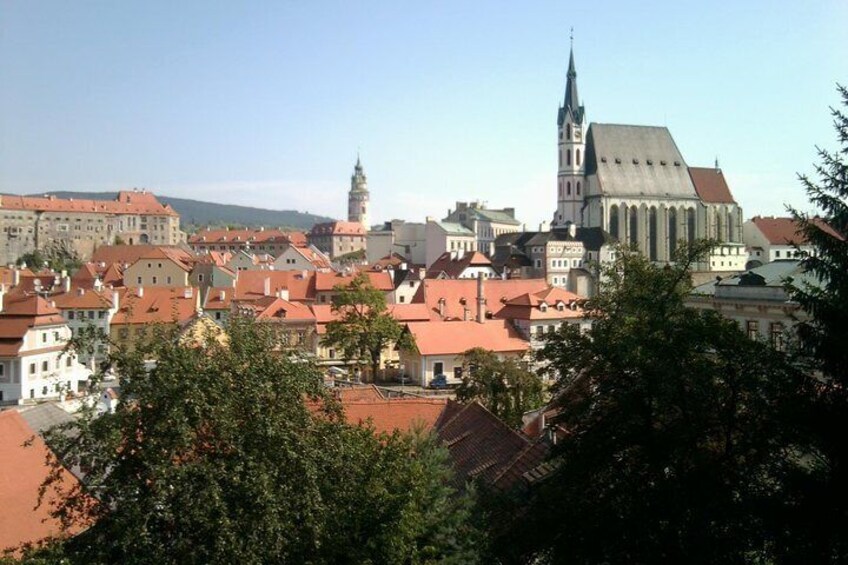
[{"xmin": 574, "ymin": 129, "xmax": 582, "ymax": 141}]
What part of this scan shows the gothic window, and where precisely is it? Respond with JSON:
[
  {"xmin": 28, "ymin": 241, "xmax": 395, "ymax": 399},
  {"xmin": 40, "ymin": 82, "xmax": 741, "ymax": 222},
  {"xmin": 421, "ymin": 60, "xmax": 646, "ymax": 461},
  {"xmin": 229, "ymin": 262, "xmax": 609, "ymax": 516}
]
[
  {"xmin": 566, "ymin": 182, "xmax": 571, "ymax": 196},
  {"xmin": 648, "ymin": 207, "xmax": 658, "ymax": 262},
  {"xmin": 687, "ymin": 209, "xmax": 696, "ymax": 244},
  {"xmin": 566, "ymin": 150, "xmax": 571, "ymax": 166},
  {"xmin": 576, "ymin": 182, "xmax": 581, "ymax": 195},
  {"xmin": 668, "ymin": 208, "xmax": 678, "ymax": 257},
  {"xmin": 715, "ymin": 210, "xmax": 724, "ymax": 243},
  {"xmin": 609, "ymin": 205, "xmax": 619, "ymax": 239},
  {"xmin": 629, "ymin": 206, "xmax": 638, "ymax": 247},
  {"xmin": 576, "ymin": 149, "xmax": 581, "ymax": 166},
  {"xmin": 566, "ymin": 123, "xmax": 572, "ymax": 140}
]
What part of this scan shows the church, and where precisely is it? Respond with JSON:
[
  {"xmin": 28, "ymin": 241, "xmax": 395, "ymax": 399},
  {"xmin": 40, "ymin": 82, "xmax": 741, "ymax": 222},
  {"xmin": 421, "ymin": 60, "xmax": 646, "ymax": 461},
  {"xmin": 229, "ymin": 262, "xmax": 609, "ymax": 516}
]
[{"xmin": 552, "ymin": 44, "xmax": 746, "ymax": 267}]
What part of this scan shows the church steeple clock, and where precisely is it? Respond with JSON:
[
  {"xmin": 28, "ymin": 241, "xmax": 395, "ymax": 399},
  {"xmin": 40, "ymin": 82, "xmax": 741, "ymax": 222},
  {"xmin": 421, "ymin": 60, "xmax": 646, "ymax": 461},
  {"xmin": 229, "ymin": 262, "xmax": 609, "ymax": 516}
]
[{"xmin": 554, "ymin": 36, "xmax": 586, "ymax": 228}]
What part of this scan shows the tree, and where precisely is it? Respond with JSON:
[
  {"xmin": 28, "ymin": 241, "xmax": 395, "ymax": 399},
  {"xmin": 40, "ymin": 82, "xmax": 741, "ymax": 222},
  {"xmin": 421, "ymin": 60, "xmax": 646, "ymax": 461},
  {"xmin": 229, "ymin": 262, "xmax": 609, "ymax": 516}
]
[
  {"xmin": 781, "ymin": 84, "xmax": 848, "ymax": 561},
  {"xmin": 455, "ymin": 348, "xmax": 544, "ymax": 429},
  {"xmin": 323, "ymin": 273, "xmax": 407, "ymax": 381},
  {"xmin": 16, "ymin": 244, "xmax": 82, "ymax": 273},
  {"xmin": 15, "ymin": 318, "xmax": 483, "ymax": 564},
  {"xmin": 506, "ymin": 242, "xmax": 806, "ymax": 564}
]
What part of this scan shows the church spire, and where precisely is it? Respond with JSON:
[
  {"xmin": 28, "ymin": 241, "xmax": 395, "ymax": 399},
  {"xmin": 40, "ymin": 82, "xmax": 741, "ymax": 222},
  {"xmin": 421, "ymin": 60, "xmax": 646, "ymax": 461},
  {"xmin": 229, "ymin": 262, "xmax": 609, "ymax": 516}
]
[{"xmin": 558, "ymin": 33, "xmax": 584, "ymax": 126}]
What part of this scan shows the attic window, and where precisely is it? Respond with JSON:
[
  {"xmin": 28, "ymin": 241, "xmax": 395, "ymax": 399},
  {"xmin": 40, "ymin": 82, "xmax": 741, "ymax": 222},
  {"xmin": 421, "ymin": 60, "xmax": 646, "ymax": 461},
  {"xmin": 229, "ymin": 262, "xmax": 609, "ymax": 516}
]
[
  {"xmin": 674, "ymin": 160, "xmax": 681, "ymax": 166},
  {"xmin": 632, "ymin": 158, "xmax": 639, "ymax": 164},
  {"xmin": 600, "ymin": 157, "xmax": 607, "ymax": 163},
  {"xmin": 539, "ymin": 303, "xmax": 548, "ymax": 312},
  {"xmin": 646, "ymin": 159, "xmax": 653, "ymax": 166},
  {"xmin": 556, "ymin": 302, "xmax": 565, "ymax": 311},
  {"xmin": 614, "ymin": 157, "xmax": 621, "ymax": 164},
  {"xmin": 660, "ymin": 160, "xmax": 667, "ymax": 166}
]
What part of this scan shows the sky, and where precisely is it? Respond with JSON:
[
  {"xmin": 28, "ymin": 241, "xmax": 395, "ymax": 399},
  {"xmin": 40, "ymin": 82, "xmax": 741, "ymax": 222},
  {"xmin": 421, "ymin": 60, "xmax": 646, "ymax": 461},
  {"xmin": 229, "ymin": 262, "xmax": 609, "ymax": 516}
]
[{"xmin": 1, "ymin": 1, "xmax": 846, "ymax": 228}]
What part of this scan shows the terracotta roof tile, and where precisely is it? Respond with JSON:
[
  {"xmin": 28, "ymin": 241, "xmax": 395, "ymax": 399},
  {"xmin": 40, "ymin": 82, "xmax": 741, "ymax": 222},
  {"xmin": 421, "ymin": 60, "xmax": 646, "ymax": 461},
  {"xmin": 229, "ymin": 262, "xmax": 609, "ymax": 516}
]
[
  {"xmin": 751, "ymin": 216, "xmax": 843, "ymax": 245},
  {"xmin": 0, "ymin": 410, "xmax": 88, "ymax": 554},
  {"xmin": 688, "ymin": 167, "xmax": 736, "ymax": 204},
  {"xmin": 426, "ymin": 251, "xmax": 492, "ymax": 279},
  {"xmin": 111, "ymin": 287, "xmax": 198, "ymax": 325},
  {"xmin": 310, "ymin": 221, "xmax": 366, "ymax": 236},
  {"xmin": 314, "ymin": 271, "xmax": 394, "ymax": 292},
  {"xmin": 413, "ymin": 279, "xmax": 550, "ymax": 321},
  {"xmin": 233, "ymin": 270, "xmax": 315, "ymax": 302},
  {"xmin": 405, "ymin": 320, "xmax": 529, "ymax": 356},
  {"xmin": 340, "ymin": 398, "xmax": 448, "ymax": 435},
  {"xmin": 0, "ymin": 190, "xmax": 177, "ymax": 216}
]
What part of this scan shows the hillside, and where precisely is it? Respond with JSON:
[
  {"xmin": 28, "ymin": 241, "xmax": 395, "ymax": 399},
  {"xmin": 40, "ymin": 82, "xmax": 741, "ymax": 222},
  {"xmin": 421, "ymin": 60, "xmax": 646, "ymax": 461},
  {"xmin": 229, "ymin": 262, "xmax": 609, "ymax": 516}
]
[{"xmin": 33, "ymin": 191, "xmax": 335, "ymax": 231}]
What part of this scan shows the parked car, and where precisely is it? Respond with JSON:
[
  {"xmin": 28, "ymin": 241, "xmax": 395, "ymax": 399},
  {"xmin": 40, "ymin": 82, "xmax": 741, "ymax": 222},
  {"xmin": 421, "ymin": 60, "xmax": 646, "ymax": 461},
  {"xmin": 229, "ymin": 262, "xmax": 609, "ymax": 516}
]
[{"xmin": 429, "ymin": 374, "xmax": 448, "ymax": 389}]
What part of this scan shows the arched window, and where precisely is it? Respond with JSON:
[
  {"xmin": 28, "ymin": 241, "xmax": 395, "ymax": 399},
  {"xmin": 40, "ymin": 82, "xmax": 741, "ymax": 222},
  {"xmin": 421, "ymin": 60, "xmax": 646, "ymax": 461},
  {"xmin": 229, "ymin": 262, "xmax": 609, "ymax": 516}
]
[
  {"xmin": 576, "ymin": 149, "xmax": 581, "ymax": 166},
  {"xmin": 566, "ymin": 123, "xmax": 572, "ymax": 140},
  {"xmin": 668, "ymin": 207, "xmax": 678, "ymax": 257},
  {"xmin": 566, "ymin": 182, "xmax": 571, "ymax": 196},
  {"xmin": 727, "ymin": 210, "xmax": 736, "ymax": 242},
  {"xmin": 558, "ymin": 181, "xmax": 563, "ymax": 198},
  {"xmin": 629, "ymin": 206, "xmax": 638, "ymax": 247},
  {"xmin": 687, "ymin": 209, "xmax": 696, "ymax": 244},
  {"xmin": 715, "ymin": 210, "xmax": 724, "ymax": 243},
  {"xmin": 609, "ymin": 205, "xmax": 619, "ymax": 239},
  {"xmin": 648, "ymin": 207, "xmax": 658, "ymax": 261},
  {"xmin": 576, "ymin": 182, "xmax": 581, "ymax": 195},
  {"xmin": 566, "ymin": 150, "xmax": 571, "ymax": 166}
]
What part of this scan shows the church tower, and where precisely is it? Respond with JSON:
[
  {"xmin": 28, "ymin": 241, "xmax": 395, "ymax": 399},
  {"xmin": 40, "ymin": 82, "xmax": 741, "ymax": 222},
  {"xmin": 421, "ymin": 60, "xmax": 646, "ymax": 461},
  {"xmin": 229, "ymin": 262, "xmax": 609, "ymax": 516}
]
[
  {"xmin": 348, "ymin": 155, "xmax": 370, "ymax": 228},
  {"xmin": 554, "ymin": 41, "xmax": 586, "ymax": 227}
]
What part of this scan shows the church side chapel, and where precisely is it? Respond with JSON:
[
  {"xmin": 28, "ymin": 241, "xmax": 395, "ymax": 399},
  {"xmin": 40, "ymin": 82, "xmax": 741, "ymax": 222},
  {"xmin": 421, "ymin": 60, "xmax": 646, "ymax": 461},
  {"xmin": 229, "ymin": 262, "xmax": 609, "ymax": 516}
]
[{"xmin": 552, "ymin": 40, "xmax": 744, "ymax": 264}]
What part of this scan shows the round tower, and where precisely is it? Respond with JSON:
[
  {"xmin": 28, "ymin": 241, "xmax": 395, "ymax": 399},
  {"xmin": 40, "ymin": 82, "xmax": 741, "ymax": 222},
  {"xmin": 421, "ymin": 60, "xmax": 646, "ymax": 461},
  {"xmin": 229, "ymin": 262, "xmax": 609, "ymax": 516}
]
[{"xmin": 348, "ymin": 155, "xmax": 370, "ymax": 228}]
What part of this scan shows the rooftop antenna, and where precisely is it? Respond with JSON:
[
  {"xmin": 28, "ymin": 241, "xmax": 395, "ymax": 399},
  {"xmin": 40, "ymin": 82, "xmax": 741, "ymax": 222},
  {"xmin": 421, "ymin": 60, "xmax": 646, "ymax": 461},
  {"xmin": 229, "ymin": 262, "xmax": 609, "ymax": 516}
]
[{"xmin": 715, "ymin": 156, "xmax": 720, "ymax": 170}]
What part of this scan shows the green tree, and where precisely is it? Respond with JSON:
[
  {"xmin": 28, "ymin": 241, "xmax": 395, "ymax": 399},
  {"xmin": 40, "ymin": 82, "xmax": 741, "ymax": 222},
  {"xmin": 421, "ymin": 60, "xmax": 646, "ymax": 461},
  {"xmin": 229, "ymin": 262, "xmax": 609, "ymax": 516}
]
[
  {"xmin": 16, "ymin": 318, "xmax": 482, "ymax": 564},
  {"xmin": 781, "ymin": 84, "xmax": 848, "ymax": 562},
  {"xmin": 323, "ymin": 273, "xmax": 407, "ymax": 381},
  {"xmin": 505, "ymin": 242, "xmax": 806, "ymax": 564},
  {"xmin": 455, "ymin": 348, "xmax": 544, "ymax": 429}
]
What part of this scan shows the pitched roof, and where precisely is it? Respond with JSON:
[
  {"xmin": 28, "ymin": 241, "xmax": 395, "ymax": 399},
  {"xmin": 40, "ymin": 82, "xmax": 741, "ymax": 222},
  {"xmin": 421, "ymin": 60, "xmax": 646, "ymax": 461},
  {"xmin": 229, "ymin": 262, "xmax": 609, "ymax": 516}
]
[
  {"xmin": 233, "ymin": 270, "xmax": 316, "ymax": 302},
  {"xmin": 688, "ymin": 167, "xmax": 736, "ymax": 204},
  {"xmin": 750, "ymin": 216, "xmax": 843, "ymax": 245},
  {"xmin": 0, "ymin": 293, "xmax": 67, "ymax": 355},
  {"xmin": 90, "ymin": 245, "xmax": 195, "ymax": 268},
  {"xmin": 498, "ymin": 287, "xmax": 586, "ymax": 320},
  {"xmin": 340, "ymin": 398, "xmax": 448, "ymax": 435},
  {"xmin": 314, "ymin": 271, "xmax": 394, "ymax": 292},
  {"xmin": 111, "ymin": 287, "xmax": 198, "ymax": 325},
  {"xmin": 290, "ymin": 245, "xmax": 333, "ymax": 270},
  {"xmin": 431, "ymin": 221, "xmax": 474, "ymax": 236},
  {"xmin": 426, "ymin": 251, "xmax": 493, "ymax": 279},
  {"xmin": 584, "ymin": 124, "xmax": 699, "ymax": 199},
  {"xmin": 413, "ymin": 278, "xmax": 550, "ymax": 321},
  {"xmin": 51, "ymin": 287, "xmax": 115, "ymax": 310},
  {"xmin": 0, "ymin": 190, "xmax": 177, "ymax": 216},
  {"xmin": 188, "ymin": 228, "xmax": 305, "ymax": 245},
  {"xmin": 310, "ymin": 221, "xmax": 366, "ymax": 236},
  {"xmin": 203, "ymin": 287, "xmax": 234, "ymax": 310},
  {"xmin": 0, "ymin": 410, "xmax": 88, "ymax": 554},
  {"xmin": 252, "ymin": 297, "xmax": 315, "ymax": 321},
  {"xmin": 435, "ymin": 401, "xmax": 539, "ymax": 488},
  {"xmin": 405, "ymin": 320, "xmax": 529, "ymax": 356}
]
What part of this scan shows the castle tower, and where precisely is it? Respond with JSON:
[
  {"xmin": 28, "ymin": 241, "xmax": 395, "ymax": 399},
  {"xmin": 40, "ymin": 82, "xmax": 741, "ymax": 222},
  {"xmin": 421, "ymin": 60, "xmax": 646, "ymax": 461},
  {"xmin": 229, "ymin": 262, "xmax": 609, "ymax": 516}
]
[
  {"xmin": 348, "ymin": 155, "xmax": 370, "ymax": 228},
  {"xmin": 553, "ymin": 42, "xmax": 586, "ymax": 227}
]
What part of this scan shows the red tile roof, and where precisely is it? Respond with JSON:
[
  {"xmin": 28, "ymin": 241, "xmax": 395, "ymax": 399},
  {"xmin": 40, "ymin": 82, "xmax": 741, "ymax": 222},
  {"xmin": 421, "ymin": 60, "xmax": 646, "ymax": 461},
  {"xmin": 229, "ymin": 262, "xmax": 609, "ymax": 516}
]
[
  {"xmin": 291, "ymin": 246, "xmax": 333, "ymax": 270},
  {"xmin": 90, "ymin": 245, "xmax": 195, "ymax": 268},
  {"xmin": 111, "ymin": 287, "xmax": 198, "ymax": 326},
  {"xmin": 51, "ymin": 287, "xmax": 115, "ymax": 310},
  {"xmin": 405, "ymin": 319, "xmax": 529, "ymax": 356},
  {"xmin": 688, "ymin": 167, "xmax": 736, "ymax": 204},
  {"xmin": 310, "ymin": 221, "xmax": 366, "ymax": 236},
  {"xmin": 426, "ymin": 251, "xmax": 492, "ymax": 279},
  {"xmin": 751, "ymin": 216, "xmax": 843, "ymax": 245},
  {"xmin": 252, "ymin": 296, "xmax": 316, "ymax": 321},
  {"xmin": 340, "ymin": 397, "xmax": 448, "ymax": 435},
  {"xmin": 0, "ymin": 190, "xmax": 177, "ymax": 216},
  {"xmin": 413, "ymin": 279, "xmax": 550, "ymax": 321},
  {"xmin": 203, "ymin": 287, "xmax": 234, "ymax": 310},
  {"xmin": 0, "ymin": 410, "xmax": 89, "ymax": 554},
  {"xmin": 498, "ymin": 287, "xmax": 586, "ymax": 320},
  {"xmin": 188, "ymin": 228, "xmax": 305, "ymax": 246},
  {"xmin": 233, "ymin": 270, "xmax": 316, "ymax": 302},
  {"xmin": 314, "ymin": 271, "xmax": 394, "ymax": 292}
]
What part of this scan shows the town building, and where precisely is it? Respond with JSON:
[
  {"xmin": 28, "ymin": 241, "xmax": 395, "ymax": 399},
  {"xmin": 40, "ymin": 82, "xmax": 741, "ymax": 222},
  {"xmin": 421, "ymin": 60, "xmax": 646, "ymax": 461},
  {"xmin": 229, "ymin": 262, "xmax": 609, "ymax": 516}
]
[
  {"xmin": 442, "ymin": 201, "xmax": 521, "ymax": 256},
  {"xmin": 496, "ymin": 287, "xmax": 589, "ymax": 350},
  {"xmin": 188, "ymin": 227, "xmax": 306, "ymax": 256},
  {"xmin": 367, "ymin": 220, "xmax": 427, "ymax": 266},
  {"xmin": 348, "ymin": 156, "xmax": 371, "ymax": 229},
  {"xmin": 0, "ymin": 190, "xmax": 182, "ymax": 265},
  {"xmin": 685, "ymin": 260, "xmax": 818, "ymax": 349},
  {"xmin": 425, "ymin": 250, "xmax": 498, "ymax": 280},
  {"xmin": 272, "ymin": 244, "xmax": 333, "ymax": 272},
  {"xmin": 550, "ymin": 46, "xmax": 744, "ymax": 267},
  {"xmin": 424, "ymin": 219, "xmax": 476, "ymax": 268},
  {"xmin": 742, "ymin": 216, "xmax": 839, "ymax": 268},
  {"xmin": 0, "ymin": 291, "xmax": 91, "ymax": 404},
  {"xmin": 52, "ymin": 285, "xmax": 118, "ymax": 369},
  {"xmin": 123, "ymin": 247, "xmax": 194, "ymax": 287},
  {"xmin": 309, "ymin": 221, "xmax": 367, "ymax": 260},
  {"xmin": 110, "ymin": 286, "xmax": 200, "ymax": 349}
]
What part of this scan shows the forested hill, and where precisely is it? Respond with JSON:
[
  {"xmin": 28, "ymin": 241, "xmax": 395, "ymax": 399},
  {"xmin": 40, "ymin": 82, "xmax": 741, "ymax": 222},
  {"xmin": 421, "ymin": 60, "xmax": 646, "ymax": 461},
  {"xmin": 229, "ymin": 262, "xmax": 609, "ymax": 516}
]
[{"xmin": 33, "ymin": 191, "xmax": 335, "ymax": 231}]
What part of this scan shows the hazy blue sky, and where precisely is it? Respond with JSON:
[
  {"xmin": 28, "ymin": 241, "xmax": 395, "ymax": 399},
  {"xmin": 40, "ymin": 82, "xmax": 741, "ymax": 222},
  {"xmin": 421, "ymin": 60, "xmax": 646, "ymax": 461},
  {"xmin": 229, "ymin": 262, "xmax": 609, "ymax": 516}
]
[{"xmin": 1, "ymin": 1, "xmax": 846, "ymax": 227}]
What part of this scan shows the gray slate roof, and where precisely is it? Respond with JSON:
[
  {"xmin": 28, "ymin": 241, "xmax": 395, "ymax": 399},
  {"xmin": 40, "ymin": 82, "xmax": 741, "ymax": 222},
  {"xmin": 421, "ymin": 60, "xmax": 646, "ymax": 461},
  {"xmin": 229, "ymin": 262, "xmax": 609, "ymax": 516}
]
[
  {"xmin": 434, "ymin": 221, "xmax": 474, "ymax": 236},
  {"xmin": 585, "ymin": 124, "xmax": 699, "ymax": 199},
  {"xmin": 691, "ymin": 259, "xmax": 822, "ymax": 297}
]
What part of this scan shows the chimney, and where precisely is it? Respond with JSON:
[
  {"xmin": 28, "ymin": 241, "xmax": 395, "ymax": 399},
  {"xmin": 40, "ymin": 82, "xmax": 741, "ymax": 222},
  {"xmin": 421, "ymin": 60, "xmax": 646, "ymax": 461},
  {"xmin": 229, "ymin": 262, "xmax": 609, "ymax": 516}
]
[
  {"xmin": 219, "ymin": 289, "xmax": 226, "ymax": 301},
  {"xmin": 463, "ymin": 307, "xmax": 470, "ymax": 321},
  {"xmin": 94, "ymin": 277, "xmax": 103, "ymax": 291},
  {"xmin": 263, "ymin": 277, "xmax": 271, "ymax": 296},
  {"xmin": 112, "ymin": 290, "xmax": 120, "ymax": 312},
  {"xmin": 568, "ymin": 223, "xmax": 577, "ymax": 238},
  {"xmin": 137, "ymin": 286, "xmax": 144, "ymax": 298},
  {"xmin": 0, "ymin": 284, "xmax": 5, "ymax": 313},
  {"xmin": 400, "ymin": 262, "xmax": 408, "ymax": 271},
  {"xmin": 183, "ymin": 287, "xmax": 193, "ymax": 299},
  {"xmin": 437, "ymin": 297, "xmax": 446, "ymax": 319},
  {"xmin": 77, "ymin": 287, "xmax": 85, "ymax": 296},
  {"xmin": 63, "ymin": 275, "xmax": 71, "ymax": 294},
  {"xmin": 278, "ymin": 288, "xmax": 290, "ymax": 301},
  {"xmin": 476, "ymin": 272, "xmax": 486, "ymax": 324},
  {"xmin": 12, "ymin": 268, "xmax": 20, "ymax": 287}
]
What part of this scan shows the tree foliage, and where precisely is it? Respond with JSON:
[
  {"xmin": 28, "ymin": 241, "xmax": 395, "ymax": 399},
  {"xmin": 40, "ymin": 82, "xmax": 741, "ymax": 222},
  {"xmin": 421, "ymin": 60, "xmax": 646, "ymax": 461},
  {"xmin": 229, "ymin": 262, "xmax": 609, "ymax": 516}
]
[
  {"xmin": 455, "ymin": 348, "xmax": 544, "ymax": 429},
  {"xmin": 781, "ymin": 84, "xmax": 848, "ymax": 561},
  {"xmin": 323, "ymin": 273, "xmax": 408, "ymax": 381},
  {"xmin": 506, "ymin": 242, "xmax": 807, "ymax": 563},
  {"xmin": 17, "ymin": 318, "xmax": 482, "ymax": 564},
  {"xmin": 16, "ymin": 245, "xmax": 81, "ymax": 274}
]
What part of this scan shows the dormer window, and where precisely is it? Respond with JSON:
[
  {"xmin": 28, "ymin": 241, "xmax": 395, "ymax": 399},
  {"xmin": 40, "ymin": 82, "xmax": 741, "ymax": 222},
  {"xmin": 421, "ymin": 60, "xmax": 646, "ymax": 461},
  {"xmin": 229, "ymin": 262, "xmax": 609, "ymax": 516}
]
[
  {"xmin": 556, "ymin": 301, "xmax": 565, "ymax": 311},
  {"xmin": 539, "ymin": 302, "xmax": 548, "ymax": 312}
]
